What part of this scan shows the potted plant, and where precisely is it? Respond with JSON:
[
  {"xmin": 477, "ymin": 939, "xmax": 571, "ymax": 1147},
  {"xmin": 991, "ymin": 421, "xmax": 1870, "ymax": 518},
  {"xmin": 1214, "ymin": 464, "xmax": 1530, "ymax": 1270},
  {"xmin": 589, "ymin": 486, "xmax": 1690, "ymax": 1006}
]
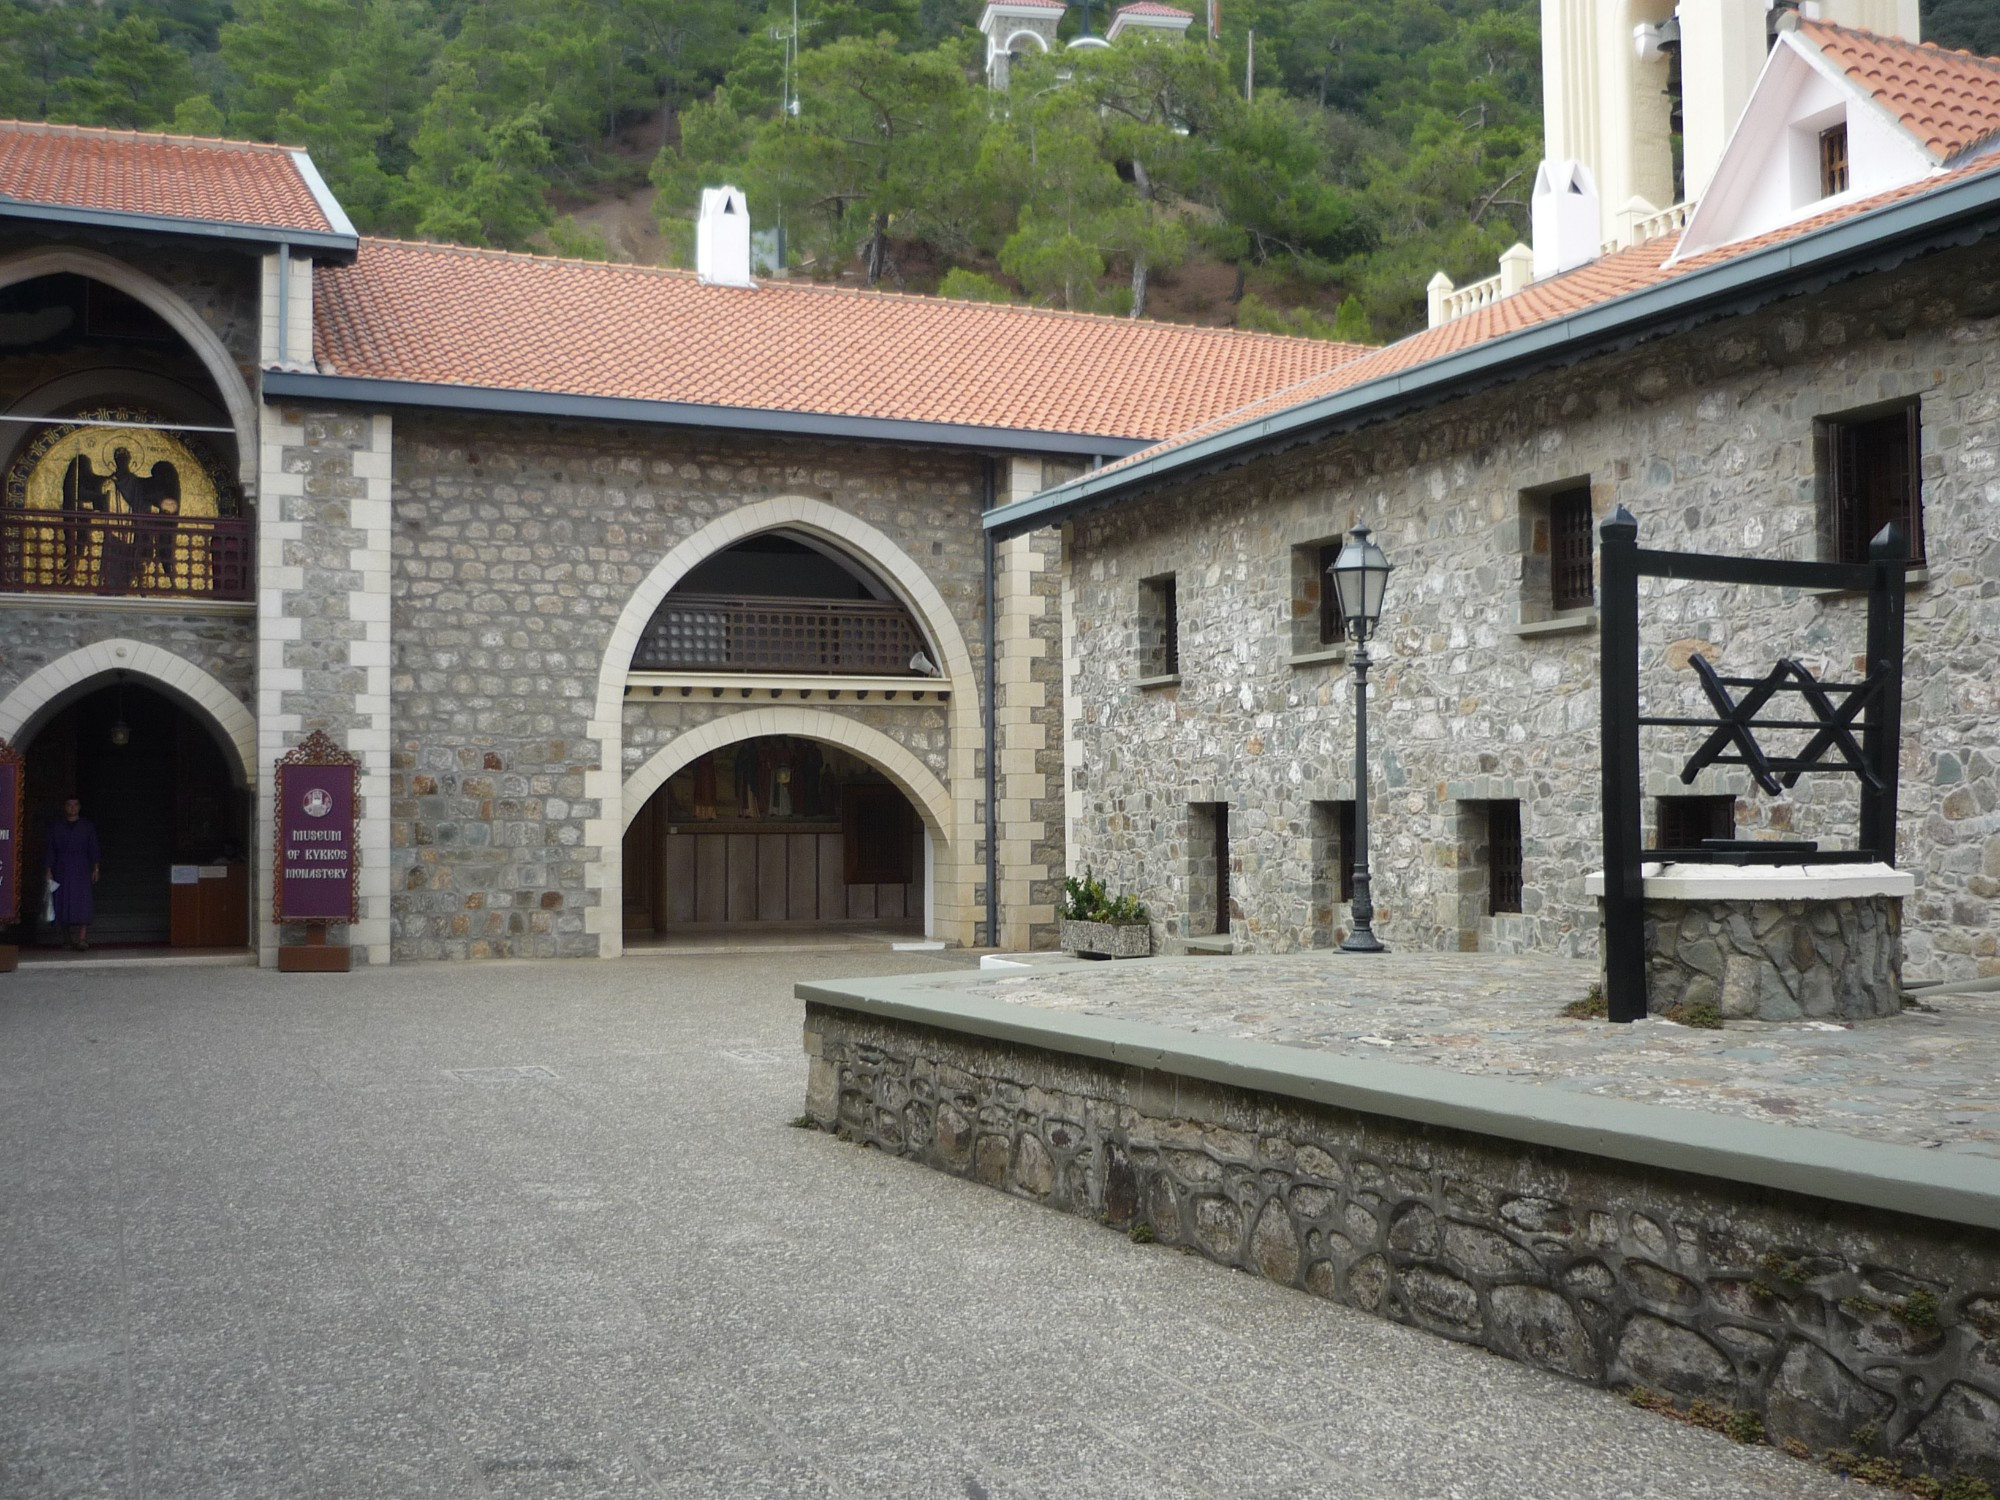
[{"xmin": 1059, "ymin": 869, "xmax": 1152, "ymax": 958}]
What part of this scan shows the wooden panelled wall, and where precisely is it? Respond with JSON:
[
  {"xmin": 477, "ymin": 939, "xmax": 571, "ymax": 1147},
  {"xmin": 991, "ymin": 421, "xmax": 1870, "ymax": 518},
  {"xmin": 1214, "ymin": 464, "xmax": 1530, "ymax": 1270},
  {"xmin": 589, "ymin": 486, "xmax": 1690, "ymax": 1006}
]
[{"xmin": 624, "ymin": 802, "xmax": 923, "ymax": 934}]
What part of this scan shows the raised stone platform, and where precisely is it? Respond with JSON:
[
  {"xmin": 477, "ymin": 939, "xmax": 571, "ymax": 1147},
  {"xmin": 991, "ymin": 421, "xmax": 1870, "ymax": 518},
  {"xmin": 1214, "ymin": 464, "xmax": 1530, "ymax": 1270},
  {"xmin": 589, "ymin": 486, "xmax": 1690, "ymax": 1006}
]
[{"xmin": 800, "ymin": 953, "xmax": 2000, "ymax": 1486}]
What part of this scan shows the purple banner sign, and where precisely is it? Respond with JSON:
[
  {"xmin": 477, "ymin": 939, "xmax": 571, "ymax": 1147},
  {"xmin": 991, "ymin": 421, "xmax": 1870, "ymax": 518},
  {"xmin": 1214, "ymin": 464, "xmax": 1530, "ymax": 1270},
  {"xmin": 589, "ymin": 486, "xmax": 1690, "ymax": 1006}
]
[
  {"xmin": 0, "ymin": 739, "xmax": 20, "ymax": 925},
  {"xmin": 274, "ymin": 758, "xmax": 357, "ymax": 922}
]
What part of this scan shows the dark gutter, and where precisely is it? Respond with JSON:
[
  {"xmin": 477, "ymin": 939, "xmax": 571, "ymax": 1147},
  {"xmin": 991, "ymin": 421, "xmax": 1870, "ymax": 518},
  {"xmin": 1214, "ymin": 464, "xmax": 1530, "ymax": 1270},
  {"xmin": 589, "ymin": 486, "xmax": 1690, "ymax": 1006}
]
[
  {"xmin": 982, "ymin": 459, "xmax": 1000, "ymax": 952},
  {"xmin": 0, "ymin": 199, "xmax": 359, "ymax": 261},
  {"xmin": 984, "ymin": 161, "xmax": 2000, "ymax": 540},
  {"xmin": 260, "ymin": 370, "xmax": 1155, "ymax": 458}
]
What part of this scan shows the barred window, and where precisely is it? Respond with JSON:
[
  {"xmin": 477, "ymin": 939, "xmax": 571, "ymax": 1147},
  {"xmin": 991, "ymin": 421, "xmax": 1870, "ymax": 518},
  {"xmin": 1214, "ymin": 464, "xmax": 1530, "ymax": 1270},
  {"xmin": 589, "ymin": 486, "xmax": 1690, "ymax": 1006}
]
[
  {"xmin": 1656, "ymin": 795, "xmax": 1735, "ymax": 851},
  {"xmin": 1141, "ymin": 574, "xmax": 1180, "ymax": 678},
  {"xmin": 1824, "ymin": 405, "xmax": 1924, "ymax": 565},
  {"xmin": 1549, "ymin": 486, "xmax": 1595, "ymax": 611},
  {"xmin": 1488, "ymin": 800, "xmax": 1523, "ymax": 915},
  {"xmin": 1316, "ymin": 542, "xmax": 1349, "ymax": 646}
]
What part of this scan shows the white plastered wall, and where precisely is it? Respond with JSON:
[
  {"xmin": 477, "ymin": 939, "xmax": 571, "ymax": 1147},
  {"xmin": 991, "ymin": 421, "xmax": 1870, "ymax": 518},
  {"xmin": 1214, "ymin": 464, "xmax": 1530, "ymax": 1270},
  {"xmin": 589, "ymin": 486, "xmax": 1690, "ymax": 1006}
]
[{"xmin": 258, "ymin": 250, "xmax": 316, "ymax": 373}]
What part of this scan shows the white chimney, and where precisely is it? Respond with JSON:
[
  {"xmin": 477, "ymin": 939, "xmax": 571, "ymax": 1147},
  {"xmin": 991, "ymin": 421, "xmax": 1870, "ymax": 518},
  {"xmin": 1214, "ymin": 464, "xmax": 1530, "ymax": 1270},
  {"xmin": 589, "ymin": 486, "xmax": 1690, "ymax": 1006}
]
[
  {"xmin": 1531, "ymin": 159, "xmax": 1601, "ymax": 281},
  {"xmin": 696, "ymin": 185, "xmax": 753, "ymax": 288}
]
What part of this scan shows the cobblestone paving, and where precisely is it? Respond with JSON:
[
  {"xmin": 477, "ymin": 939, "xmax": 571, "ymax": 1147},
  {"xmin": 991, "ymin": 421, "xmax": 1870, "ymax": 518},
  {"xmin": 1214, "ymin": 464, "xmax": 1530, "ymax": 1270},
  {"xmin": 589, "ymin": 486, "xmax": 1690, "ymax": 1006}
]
[{"xmin": 958, "ymin": 954, "xmax": 2000, "ymax": 1159}]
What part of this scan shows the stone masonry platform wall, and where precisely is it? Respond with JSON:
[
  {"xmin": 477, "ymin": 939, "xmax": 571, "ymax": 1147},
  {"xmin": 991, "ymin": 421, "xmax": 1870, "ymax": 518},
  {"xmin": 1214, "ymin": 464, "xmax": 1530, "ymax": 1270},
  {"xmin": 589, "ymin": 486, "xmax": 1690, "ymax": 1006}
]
[{"xmin": 806, "ymin": 1000, "xmax": 2000, "ymax": 1485}]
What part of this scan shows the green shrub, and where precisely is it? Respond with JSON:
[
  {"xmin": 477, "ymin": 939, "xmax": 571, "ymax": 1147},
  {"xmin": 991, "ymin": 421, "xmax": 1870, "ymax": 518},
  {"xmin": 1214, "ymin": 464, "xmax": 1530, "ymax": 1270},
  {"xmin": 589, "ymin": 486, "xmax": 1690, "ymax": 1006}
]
[{"xmin": 1062, "ymin": 868, "xmax": 1149, "ymax": 925}]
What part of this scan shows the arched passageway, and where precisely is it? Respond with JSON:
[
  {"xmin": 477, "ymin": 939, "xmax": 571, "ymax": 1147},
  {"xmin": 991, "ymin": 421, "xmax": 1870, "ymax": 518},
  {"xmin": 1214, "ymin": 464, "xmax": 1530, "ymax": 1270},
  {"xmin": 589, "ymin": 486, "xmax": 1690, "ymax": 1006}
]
[
  {"xmin": 7, "ymin": 678, "xmax": 250, "ymax": 951},
  {"xmin": 622, "ymin": 733, "xmax": 927, "ymax": 942}
]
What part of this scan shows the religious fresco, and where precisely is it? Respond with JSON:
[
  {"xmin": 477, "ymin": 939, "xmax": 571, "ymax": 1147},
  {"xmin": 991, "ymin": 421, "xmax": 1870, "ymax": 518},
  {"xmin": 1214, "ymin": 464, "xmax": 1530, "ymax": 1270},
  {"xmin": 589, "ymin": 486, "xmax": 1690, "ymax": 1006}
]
[
  {"xmin": 660, "ymin": 737, "xmax": 892, "ymax": 825},
  {"xmin": 1, "ymin": 408, "xmax": 241, "ymax": 595}
]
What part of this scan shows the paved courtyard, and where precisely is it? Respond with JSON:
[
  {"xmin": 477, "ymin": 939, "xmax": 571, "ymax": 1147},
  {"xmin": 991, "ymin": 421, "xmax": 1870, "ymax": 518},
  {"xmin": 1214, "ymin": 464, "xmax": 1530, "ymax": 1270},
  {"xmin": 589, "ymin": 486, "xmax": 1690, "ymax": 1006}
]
[
  {"xmin": 979, "ymin": 952, "xmax": 2000, "ymax": 1156},
  {"xmin": 0, "ymin": 953, "xmax": 1862, "ymax": 1498}
]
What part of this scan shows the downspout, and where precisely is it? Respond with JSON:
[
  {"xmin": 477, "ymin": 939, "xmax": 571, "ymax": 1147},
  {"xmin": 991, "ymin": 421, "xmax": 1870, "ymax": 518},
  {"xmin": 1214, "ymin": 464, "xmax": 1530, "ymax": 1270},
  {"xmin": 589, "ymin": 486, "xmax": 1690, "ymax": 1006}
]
[
  {"xmin": 275, "ymin": 241, "xmax": 289, "ymax": 368},
  {"xmin": 983, "ymin": 457, "xmax": 999, "ymax": 951}
]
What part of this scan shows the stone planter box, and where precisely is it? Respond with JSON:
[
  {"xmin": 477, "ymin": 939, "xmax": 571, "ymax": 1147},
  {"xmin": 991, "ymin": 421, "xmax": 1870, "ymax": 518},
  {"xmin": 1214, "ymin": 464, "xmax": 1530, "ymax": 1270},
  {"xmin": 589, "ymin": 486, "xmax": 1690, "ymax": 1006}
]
[{"xmin": 1060, "ymin": 918, "xmax": 1151, "ymax": 959}]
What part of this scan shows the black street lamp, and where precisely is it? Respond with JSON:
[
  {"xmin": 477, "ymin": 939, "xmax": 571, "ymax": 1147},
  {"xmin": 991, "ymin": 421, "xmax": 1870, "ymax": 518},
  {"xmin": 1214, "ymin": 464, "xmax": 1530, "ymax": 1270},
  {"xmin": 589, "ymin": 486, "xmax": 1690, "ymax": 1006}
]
[{"xmin": 1329, "ymin": 525, "xmax": 1392, "ymax": 953}]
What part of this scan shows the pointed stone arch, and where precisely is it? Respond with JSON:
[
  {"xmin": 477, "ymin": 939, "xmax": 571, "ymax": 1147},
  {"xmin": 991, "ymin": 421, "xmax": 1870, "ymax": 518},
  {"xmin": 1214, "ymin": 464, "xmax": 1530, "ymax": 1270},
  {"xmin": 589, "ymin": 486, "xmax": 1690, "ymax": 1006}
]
[
  {"xmin": 0, "ymin": 247, "xmax": 258, "ymax": 483},
  {"xmin": 584, "ymin": 496, "xmax": 983, "ymax": 956},
  {"xmin": 0, "ymin": 638, "xmax": 255, "ymax": 786}
]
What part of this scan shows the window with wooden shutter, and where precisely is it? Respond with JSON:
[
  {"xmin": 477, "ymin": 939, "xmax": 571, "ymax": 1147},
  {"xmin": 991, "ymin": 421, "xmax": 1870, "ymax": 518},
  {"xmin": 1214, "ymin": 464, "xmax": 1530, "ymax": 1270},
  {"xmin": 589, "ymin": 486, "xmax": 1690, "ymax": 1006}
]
[
  {"xmin": 1656, "ymin": 794, "xmax": 1735, "ymax": 851},
  {"xmin": 1140, "ymin": 574, "xmax": 1180, "ymax": 678},
  {"xmin": 1820, "ymin": 124, "xmax": 1849, "ymax": 197},
  {"xmin": 1826, "ymin": 405, "xmax": 1923, "ymax": 565},
  {"xmin": 1548, "ymin": 486, "xmax": 1595, "ymax": 610}
]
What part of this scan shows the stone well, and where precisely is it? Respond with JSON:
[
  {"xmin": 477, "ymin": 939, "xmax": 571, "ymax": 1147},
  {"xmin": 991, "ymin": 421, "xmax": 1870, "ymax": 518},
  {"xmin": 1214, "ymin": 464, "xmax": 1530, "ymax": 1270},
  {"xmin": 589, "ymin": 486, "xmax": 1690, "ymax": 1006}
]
[{"xmin": 1587, "ymin": 864, "xmax": 1913, "ymax": 1021}]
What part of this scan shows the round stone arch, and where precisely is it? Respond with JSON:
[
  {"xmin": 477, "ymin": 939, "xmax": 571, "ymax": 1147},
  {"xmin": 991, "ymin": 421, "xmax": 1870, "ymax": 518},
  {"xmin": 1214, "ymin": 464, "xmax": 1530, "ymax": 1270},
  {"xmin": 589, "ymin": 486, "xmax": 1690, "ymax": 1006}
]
[
  {"xmin": 585, "ymin": 496, "xmax": 984, "ymax": 956},
  {"xmin": 0, "ymin": 247, "xmax": 259, "ymax": 484},
  {"xmin": 622, "ymin": 707, "xmax": 954, "ymax": 850},
  {"xmin": 0, "ymin": 638, "xmax": 256, "ymax": 787},
  {"xmin": 1003, "ymin": 28, "xmax": 1051, "ymax": 52}
]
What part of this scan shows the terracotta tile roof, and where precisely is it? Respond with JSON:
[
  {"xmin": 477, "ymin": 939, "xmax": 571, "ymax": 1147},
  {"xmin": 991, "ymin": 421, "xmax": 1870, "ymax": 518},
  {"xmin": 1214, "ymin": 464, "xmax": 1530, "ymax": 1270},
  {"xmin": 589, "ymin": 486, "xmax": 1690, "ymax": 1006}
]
[
  {"xmin": 0, "ymin": 119, "xmax": 339, "ymax": 236},
  {"xmin": 1087, "ymin": 152, "xmax": 2000, "ymax": 477},
  {"xmin": 1801, "ymin": 20, "xmax": 2000, "ymax": 163},
  {"xmin": 1115, "ymin": 3, "xmax": 1194, "ymax": 16},
  {"xmin": 311, "ymin": 239, "xmax": 1368, "ymax": 441}
]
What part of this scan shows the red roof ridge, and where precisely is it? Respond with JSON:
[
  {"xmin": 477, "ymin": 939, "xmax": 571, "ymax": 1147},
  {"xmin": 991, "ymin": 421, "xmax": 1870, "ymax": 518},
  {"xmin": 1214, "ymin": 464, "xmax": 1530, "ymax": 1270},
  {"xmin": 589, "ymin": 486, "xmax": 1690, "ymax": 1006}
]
[
  {"xmin": 352, "ymin": 234, "xmax": 1371, "ymax": 353},
  {"xmin": 1797, "ymin": 18, "xmax": 2000, "ymax": 71},
  {"xmin": 0, "ymin": 116, "xmax": 308, "ymax": 156}
]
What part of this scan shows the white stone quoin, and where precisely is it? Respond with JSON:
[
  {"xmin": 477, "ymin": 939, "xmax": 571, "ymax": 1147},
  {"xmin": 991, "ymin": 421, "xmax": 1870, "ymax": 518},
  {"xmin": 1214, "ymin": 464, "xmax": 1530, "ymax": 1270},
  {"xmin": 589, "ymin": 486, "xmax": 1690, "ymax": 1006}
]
[{"xmin": 696, "ymin": 186, "xmax": 753, "ymax": 288}]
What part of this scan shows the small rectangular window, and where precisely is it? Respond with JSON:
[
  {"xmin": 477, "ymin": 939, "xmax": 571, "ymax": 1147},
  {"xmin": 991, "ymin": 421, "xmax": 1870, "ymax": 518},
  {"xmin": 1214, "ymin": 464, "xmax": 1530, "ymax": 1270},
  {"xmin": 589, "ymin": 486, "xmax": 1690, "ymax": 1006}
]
[
  {"xmin": 1820, "ymin": 124, "xmax": 1849, "ymax": 197},
  {"xmin": 1823, "ymin": 404, "xmax": 1924, "ymax": 564},
  {"xmin": 1548, "ymin": 486, "xmax": 1594, "ymax": 611},
  {"xmin": 1488, "ymin": 800, "xmax": 1523, "ymax": 915},
  {"xmin": 1140, "ymin": 574, "xmax": 1180, "ymax": 678},
  {"xmin": 1189, "ymin": 801, "xmax": 1230, "ymax": 938},
  {"xmin": 1656, "ymin": 794, "xmax": 1735, "ymax": 851},
  {"xmin": 1316, "ymin": 542, "xmax": 1349, "ymax": 646}
]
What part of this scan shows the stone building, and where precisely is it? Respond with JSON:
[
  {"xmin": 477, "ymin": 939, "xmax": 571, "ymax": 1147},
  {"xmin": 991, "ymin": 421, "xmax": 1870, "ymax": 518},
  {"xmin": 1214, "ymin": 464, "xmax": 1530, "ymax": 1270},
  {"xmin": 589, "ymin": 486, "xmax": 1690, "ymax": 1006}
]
[
  {"xmin": 0, "ymin": 123, "xmax": 1359, "ymax": 964},
  {"xmin": 992, "ymin": 18, "xmax": 2000, "ymax": 983}
]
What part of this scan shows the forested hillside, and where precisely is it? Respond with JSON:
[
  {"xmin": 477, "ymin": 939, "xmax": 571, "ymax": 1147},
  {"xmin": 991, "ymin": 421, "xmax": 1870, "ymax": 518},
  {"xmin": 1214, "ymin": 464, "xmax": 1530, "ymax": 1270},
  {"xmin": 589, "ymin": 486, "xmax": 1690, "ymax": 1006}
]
[{"xmin": 3, "ymin": 1, "xmax": 1994, "ymax": 340}]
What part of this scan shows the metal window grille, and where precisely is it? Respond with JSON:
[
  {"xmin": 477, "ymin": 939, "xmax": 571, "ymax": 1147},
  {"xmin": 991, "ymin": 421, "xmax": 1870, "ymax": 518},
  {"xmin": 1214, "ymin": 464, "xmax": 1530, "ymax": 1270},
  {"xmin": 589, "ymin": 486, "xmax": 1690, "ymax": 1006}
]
[
  {"xmin": 1549, "ymin": 487, "xmax": 1595, "ymax": 610},
  {"xmin": 1146, "ymin": 575, "xmax": 1180, "ymax": 677},
  {"xmin": 633, "ymin": 593, "xmax": 926, "ymax": 674},
  {"xmin": 1655, "ymin": 795, "xmax": 1735, "ymax": 851},
  {"xmin": 1831, "ymin": 407, "xmax": 1924, "ymax": 565},
  {"xmin": 1820, "ymin": 125, "xmax": 1849, "ymax": 197},
  {"xmin": 1316, "ymin": 542, "xmax": 1348, "ymax": 645},
  {"xmin": 1336, "ymin": 799, "xmax": 1356, "ymax": 902},
  {"xmin": 1488, "ymin": 800, "xmax": 1523, "ymax": 914}
]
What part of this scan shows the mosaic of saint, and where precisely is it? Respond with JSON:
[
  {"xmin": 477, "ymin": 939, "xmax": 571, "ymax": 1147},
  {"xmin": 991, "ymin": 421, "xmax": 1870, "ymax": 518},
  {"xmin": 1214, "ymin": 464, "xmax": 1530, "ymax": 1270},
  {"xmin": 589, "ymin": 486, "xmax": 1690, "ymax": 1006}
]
[{"xmin": 2, "ymin": 409, "xmax": 241, "ymax": 595}]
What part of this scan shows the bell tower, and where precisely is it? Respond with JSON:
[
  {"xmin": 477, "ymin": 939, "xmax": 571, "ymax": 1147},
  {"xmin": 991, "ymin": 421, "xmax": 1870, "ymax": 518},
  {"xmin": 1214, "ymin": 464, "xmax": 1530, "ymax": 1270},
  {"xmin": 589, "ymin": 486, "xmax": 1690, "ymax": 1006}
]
[{"xmin": 1540, "ymin": 0, "xmax": 1922, "ymax": 249}]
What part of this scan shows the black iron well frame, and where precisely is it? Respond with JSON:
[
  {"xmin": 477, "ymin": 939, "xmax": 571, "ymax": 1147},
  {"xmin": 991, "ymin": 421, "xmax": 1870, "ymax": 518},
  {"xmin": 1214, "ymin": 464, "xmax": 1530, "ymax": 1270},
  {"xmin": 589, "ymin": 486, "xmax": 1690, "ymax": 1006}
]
[{"xmin": 1597, "ymin": 506, "xmax": 1907, "ymax": 1024}]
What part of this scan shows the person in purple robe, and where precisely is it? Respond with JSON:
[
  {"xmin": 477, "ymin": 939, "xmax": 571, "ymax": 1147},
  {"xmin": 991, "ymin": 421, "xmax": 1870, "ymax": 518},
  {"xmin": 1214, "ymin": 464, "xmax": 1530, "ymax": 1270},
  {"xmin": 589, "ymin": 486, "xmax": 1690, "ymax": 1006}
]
[{"xmin": 45, "ymin": 796, "xmax": 100, "ymax": 951}]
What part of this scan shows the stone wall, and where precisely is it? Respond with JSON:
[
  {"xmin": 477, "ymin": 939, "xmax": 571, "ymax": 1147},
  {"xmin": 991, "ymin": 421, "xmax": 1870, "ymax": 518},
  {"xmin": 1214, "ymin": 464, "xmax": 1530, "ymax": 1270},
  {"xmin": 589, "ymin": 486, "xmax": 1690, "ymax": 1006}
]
[
  {"xmin": 1063, "ymin": 242, "xmax": 2000, "ymax": 981},
  {"xmin": 1640, "ymin": 895, "xmax": 1902, "ymax": 1021},
  {"xmin": 0, "ymin": 605, "xmax": 254, "ymax": 718},
  {"xmin": 387, "ymin": 412, "xmax": 998, "ymax": 959},
  {"xmin": 807, "ymin": 1002, "xmax": 2000, "ymax": 1486}
]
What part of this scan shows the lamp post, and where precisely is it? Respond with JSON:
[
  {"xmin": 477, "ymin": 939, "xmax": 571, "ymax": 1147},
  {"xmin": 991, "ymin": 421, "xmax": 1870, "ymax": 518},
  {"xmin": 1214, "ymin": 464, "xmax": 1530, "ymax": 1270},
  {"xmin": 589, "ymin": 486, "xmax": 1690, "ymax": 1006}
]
[{"xmin": 1329, "ymin": 526, "xmax": 1392, "ymax": 953}]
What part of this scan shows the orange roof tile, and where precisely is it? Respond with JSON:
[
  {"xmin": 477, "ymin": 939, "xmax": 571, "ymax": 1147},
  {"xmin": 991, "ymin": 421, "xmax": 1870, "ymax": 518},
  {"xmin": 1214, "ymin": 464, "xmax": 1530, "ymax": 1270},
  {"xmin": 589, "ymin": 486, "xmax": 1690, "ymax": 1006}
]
[
  {"xmin": 1801, "ymin": 20, "xmax": 2000, "ymax": 163},
  {"xmin": 0, "ymin": 119, "xmax": 340, "ymax": 236},
  {"xmin": 1082, "ymin": 152, "xmax": 2000, "ymax": 480},
  {"xmin": 311, "ymin": 240, "xmax": 1369, "ymax": 441},
  {"xmin": 1116, "ymin": 3, "xmax": 1194, "ymax": 17}
]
